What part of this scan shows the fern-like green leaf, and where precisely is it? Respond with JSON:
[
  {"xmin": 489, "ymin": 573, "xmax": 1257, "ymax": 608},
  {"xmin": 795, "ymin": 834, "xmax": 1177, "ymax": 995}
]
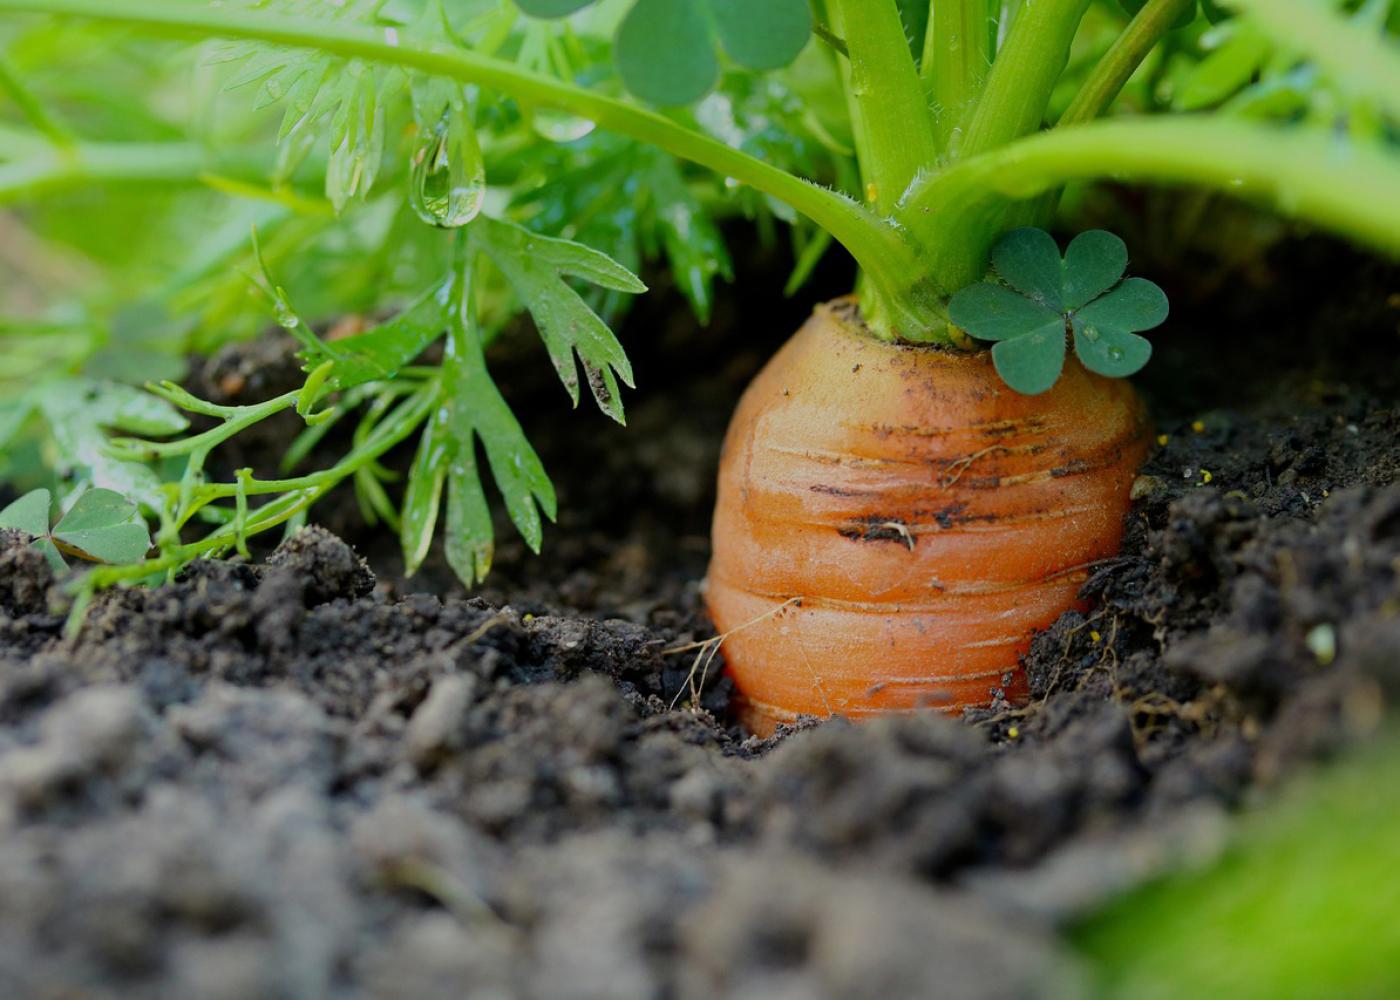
[
  {"xmin": 473, "ymin": 216, "xmax": 644, "ymax": 424},
  {"xmin": 443, "ymin": 297, "xmax": 556, "ymax": 562}
]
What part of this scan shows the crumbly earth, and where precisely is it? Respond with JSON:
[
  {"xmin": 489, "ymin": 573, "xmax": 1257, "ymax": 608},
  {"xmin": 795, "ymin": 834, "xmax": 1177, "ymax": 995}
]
[{"xmin": 1, "ymin": 239, "xmax": 1398, "ymax": 998}]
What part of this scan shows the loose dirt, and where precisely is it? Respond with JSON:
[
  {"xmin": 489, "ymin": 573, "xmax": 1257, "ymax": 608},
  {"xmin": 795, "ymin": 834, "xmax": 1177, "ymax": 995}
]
[{"xmin": 1, "ymin": 238, "xmax": 1397, "ymax": 998}]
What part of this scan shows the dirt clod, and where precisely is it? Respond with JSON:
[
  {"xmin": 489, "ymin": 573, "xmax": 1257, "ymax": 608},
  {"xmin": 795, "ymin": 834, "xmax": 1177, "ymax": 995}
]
[{"xmin": 2, "ymin": 239, "xmax": 1398, "ymax": 996}]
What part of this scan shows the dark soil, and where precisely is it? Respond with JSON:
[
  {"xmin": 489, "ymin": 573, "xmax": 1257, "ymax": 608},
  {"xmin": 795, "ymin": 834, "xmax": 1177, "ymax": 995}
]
[{"xmin": 2, "ymin": 237, "xmax": 1399, "ymax": 998}]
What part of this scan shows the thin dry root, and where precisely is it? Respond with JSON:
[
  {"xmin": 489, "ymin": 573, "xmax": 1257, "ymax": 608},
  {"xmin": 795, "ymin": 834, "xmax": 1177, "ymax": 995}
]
[{"xmin": 663, "ymin": 597, "xmax": 802, "ymax": 711}]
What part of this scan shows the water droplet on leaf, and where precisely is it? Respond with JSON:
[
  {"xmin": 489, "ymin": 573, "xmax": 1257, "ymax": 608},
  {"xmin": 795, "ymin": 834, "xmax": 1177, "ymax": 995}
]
[{"xmin": 409, "ymin": 106, "xmax": 486, "ymax": 229}]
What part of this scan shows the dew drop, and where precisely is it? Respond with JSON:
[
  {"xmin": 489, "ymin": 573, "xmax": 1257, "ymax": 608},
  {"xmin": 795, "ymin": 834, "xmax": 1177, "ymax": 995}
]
[
  {"xmin": 409, "ymin": 107, "xmax": 486, "ymax": 229},
  {"xmin": 1107, "ymin": 345, "xmax": 1125, "ymax": 361}
]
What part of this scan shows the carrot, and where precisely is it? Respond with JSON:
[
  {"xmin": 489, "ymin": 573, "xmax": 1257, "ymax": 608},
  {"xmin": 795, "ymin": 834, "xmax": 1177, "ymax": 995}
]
[{"xmin": 705, "ymin": 300, "xmax": 1149, "ymax": 735}]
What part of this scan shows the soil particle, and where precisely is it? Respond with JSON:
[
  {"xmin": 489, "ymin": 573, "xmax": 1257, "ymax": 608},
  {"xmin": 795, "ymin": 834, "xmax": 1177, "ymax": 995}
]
[
  {"xmin": 837, "ymin": 515, "xmax": 916, "ymax": 549},
  {"xmin": 1, "ymin": 237, "xmax": 1398, "ymax": 997},
  {"xmin": 0, "ymin": 528, "xmax": 54, "ymax": 626}
]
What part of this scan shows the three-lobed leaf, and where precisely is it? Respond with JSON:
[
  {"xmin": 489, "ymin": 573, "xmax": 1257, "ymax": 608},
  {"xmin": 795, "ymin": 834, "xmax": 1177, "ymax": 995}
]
[
  {"xmin": 707, "ymin": 0, "xmax": 811, "ymax": 72},
  {"xmin": 616, "ymin": 0, "xmax": 718, "ymax": 107},
  {"xmin": 1062, "ymin": 231, "xmax": 1129, "ymax": 310},
  {"xmin": 516, "ymin": 0, "xmax": 811, "ymax": 105},
  {"xmin": 0, "ymin": 488, "xmax": 52, "ymax": 539},
  {"xmin": 0, "ymin": 487, "xmax": 149, "ymax": 571},
  {"xmin": 991, "ymin": 329, "xmax": 1067, "ymax": 398},
  {"xmin": 51, "ymin": 488, "xmax": 151, "ymax": 565},
  {"xmin": 949, "ymin": 228, "xmax": 1169, "ymax": 395}
]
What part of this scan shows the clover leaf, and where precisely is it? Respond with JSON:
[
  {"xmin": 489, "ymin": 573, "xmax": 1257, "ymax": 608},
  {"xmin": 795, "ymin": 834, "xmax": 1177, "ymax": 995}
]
[
  {"xmin": 515, "ymin": 0, "xmax": 811, "ymax": 106},
  {"xmin": 948, "ymin": 228, "xmax": 1169, "ymax": 396},
  {"xmin": 0, "ymin": 487, "xmax": 150, "ymax": 572}
]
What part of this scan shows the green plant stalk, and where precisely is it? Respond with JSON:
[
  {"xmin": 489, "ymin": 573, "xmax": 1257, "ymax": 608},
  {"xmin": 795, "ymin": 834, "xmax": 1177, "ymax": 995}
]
[
  {"xmin": 87, "ymin": 382, "xmax": 436, "ymax": 598},
  {"xmin": 1058, "ymin": 0, "xmax": 1196, "ymax": 126},
  {"xmin": 1225, "ymin": 0, "xmax": 1400, "ymax": 122},
  {"xmin": 828, "ymin": 0, "xmax": 939, "ymax": 213},
  {"xmin": 0, "ymin": 138, "xmax": 276, "ymax": 203},
  {"xmin": 0, "ymin": 0, "xmax": 941, "ymax": 337},
  {"xmin": 922, "ymin": 0, "xmax": 993, "ymax": 153},
  {"xmin": 998, "ymin": 0, "xmax": 1195, "ymax": 235},
  {"xmin": 957, "ymin": 0, "xmax": 1093, "ymax": 161},
  {"xmin": 920, "ymin": 0, "xmax": 1091, "ymax": 285},
  {"xmin": 901, "ymin": 117, "xmax": 1400, "ymax": 293}
]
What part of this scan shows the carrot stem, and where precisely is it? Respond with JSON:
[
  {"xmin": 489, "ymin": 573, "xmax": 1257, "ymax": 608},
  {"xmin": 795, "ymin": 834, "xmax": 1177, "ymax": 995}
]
[
  {"xmin": 900, "ymin": 117, "xmax": 1400, "ymax": 293},
  {"xmin": 921, "ymin": 0, "xmax": 995, "ymax": 154}
]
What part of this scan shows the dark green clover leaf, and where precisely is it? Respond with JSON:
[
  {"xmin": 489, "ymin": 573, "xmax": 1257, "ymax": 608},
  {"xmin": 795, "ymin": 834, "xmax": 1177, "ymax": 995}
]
[
  {"xmin": 616, "ymin": 0, "xmax": 719, "ymax": 106},
  {"xmin": 1072, "ymin": 278, "xmax": 1166, "ymax": 378},
  {"xmin": 515, "ymin": 0, "xmax": 811, "ymax": 105},
  {"xmin": 949, "ymin": 228, "xmax": 1169, "ymax": 396},
  {"xmin": 0, "ymin": 487, "xmax": 150, "ymax": 572}
]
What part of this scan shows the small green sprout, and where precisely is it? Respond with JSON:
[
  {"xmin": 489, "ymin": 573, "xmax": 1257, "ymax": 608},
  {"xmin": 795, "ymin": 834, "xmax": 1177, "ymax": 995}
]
[
  {"xmin": 0, "ymin": 487, "xmax": 150, "ymax": 572},
  {"xmin": 948, "ymin": 228, "xmax": 1170, "ymax": 396}
]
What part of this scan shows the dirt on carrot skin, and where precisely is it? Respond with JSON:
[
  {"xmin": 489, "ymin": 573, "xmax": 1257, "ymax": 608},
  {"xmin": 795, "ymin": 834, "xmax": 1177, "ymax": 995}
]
[{"xmin": 1, "ymin": 238, "xmax": 1399, "ymax": 997}]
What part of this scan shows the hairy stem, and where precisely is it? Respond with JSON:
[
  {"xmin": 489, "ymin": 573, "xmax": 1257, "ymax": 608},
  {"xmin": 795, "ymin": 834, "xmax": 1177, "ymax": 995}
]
[
  {"xmin": 901, "ymin": 117, "xmax": 1400, "ymax": 293},
  {"xmin": 957, "ymin": 0, "xmax": 1093, "ymax": 160},
  {"xmin": 922, "ymin": 0, "xmax": 993, "ymax": 154},
  {"xmin": 828, "ymin": 0, "xmax": 938, "ymax": 213}
]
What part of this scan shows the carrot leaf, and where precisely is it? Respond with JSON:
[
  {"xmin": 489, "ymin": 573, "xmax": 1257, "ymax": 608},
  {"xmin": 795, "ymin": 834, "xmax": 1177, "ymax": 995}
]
[
  {"xmin": 442, "ymin": 301, "xmax": 557, "ymax": 567},
  {"xmin": 473, "ymin": 216, "xmax": 644, "ymax": 425},
  {"xmin": 33, "ymin": 380, "xmax": 188, "ymax": 509},
  {"xmin": 302, "ymin": 284, "xmax": 453, "ymax": 391}
]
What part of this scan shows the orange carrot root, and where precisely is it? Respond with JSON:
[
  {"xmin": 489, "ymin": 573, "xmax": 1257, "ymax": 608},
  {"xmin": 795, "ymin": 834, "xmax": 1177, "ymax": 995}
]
[{"xmin": 705, "ymin": 300, "xmax": 1149, "ymax": 735}]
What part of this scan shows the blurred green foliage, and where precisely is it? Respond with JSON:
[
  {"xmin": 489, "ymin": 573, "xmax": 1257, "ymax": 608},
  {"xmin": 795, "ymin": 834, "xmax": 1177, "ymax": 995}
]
[{"xmin": 1077, "ymin": 729, "xmax": 1400, "ymax": 999}]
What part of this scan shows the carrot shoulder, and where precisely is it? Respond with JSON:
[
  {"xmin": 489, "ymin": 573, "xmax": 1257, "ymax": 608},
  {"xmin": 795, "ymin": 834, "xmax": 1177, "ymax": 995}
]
[{"xmin": 705, "ymin": 300, "xmax": 1149, "ymax": 734}]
